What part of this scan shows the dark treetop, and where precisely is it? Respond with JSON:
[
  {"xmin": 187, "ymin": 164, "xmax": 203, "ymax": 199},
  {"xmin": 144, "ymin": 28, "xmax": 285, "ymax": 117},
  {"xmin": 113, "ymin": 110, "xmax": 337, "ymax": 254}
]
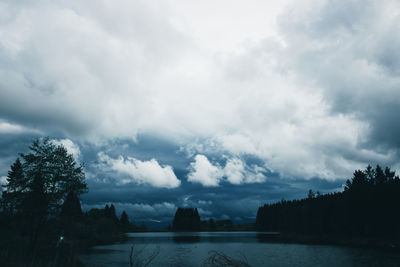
[{"xmin": 172, "ymin": 207, "xmax": 201, "ymax": 231}]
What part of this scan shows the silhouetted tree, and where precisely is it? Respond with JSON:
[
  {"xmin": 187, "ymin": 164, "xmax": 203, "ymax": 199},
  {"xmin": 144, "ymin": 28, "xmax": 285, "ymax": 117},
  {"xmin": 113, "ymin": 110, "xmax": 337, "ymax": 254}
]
[
  {"xmin": 1, "ymin": 158, "xmax": 25, "ymax": 213},
  {"xmin": 61, "ymin": 192, "xmax": 83, "ymax": 218},
  {"xmin": 4, "ymin": 158, "xmax": 25, "ymax": 192},
  {"xmin": 139, "ymin": 222, "xmax": 148, "ymax": 232},
  {"xmin": 119, "ymin": 210, "xmax": 136, "ymax": 232},
  {"xmin": 110, "ymin": 204, "xmax": 119, "ymax": 223},
  {"xmin": 18, "ymin": 138, "xmax": 87, "ymax": 213},
  {"xmin": 120, "ymin": 211, "xmax": 129, "ymax": 225},
  {"xmin": 1, "ymin": 138, "xmax": 88, "ymax": 250},
  {"xmin": 104, "ymin": 204, "xmax": 110, "ymax": 216},
  {"xmin": 209, "ymin": 218, "xmax": 216, "ymax": 231},
  {"xmin": 307, "ymin": 189, "xmax": 315, "ymax": 199},
  {"xmin": 172, "ymin": 208, "xmax": 201, "ymax": 231}
]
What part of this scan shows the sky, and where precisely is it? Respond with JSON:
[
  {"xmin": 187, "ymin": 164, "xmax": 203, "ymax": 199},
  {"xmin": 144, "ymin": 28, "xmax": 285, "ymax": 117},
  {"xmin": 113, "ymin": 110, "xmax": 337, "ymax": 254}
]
[{"xmin": 1, "ymin": 0, "xmax": 400, "ymax": 229}]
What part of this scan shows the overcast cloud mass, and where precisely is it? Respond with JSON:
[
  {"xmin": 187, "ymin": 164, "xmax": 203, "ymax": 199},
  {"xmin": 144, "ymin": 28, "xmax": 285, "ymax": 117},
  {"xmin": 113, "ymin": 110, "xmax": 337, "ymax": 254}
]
[{"xmin": 1, "ymin": 0, "xmax": 399, "ymax": 228}]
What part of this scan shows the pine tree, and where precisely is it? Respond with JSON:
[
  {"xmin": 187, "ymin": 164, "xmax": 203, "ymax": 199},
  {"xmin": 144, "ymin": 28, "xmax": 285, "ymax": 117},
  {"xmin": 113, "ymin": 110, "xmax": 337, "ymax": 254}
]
[
  {"xmin": 375, "ymin": 165, "xmax": 386, "ymax": 185},
  {"xmin": 172, "ymin": 208, "xmax": 201, "ymax": 231},
  {"xmin": 2, "ymin": 158, "xmax": 25, "ymax": 212},
  {"xmin": 61, "ymin": 191, "xmax": 83, "ymax": 218},
  {"xmin": 110, "ymin": 204, "xmax": 119, "ymax": 223},
  {"xmin": 5, "ymin": 158, "xmax": 25, "ymax": 192},
  {"xmin": 307, "ymin": 189, "xmax": 315, "ymax": 199},
  {"xmin": 120, "ymin": 211, "xmax": 129, "ymax": 225}
]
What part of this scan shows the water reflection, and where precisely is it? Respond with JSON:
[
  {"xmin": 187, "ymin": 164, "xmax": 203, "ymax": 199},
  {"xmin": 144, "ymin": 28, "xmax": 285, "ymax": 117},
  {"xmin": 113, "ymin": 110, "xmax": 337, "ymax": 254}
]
[
  {"xmin": 130, "ymin": 232, "xmax": 279, "ymax": 243},
  {"xmin": 128, "ymin": 232, "xmax": 281, "ymax": 244},
  {"xmin": 172, "ymin": 233, "xmax": 201, "ymax": 243},
  {"xmin": 256, "ymin": 232, "xmax": 280, "ymax": 243},
  {"xmin": 170, "ymin": 232, "xmax": 280, "ymax": 243}
]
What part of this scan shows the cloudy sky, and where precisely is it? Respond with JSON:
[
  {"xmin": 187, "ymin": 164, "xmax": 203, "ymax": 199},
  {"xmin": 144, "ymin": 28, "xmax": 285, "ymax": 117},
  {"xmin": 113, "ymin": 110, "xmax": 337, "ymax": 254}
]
[{"xmin": 1, "ymin": 0, "xmax": 399, "ymax": 228}]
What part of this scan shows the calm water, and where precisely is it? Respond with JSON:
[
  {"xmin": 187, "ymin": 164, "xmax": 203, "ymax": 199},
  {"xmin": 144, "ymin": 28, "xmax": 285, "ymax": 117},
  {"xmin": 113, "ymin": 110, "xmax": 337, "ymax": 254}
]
[{"xmin": 79, "ymin": 232, "xmax": 400, "ymax": 267}]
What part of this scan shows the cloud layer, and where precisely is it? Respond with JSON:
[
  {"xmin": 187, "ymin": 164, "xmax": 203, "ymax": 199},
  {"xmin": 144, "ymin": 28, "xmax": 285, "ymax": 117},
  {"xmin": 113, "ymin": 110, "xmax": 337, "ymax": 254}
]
[{"xmin": 1, "ymin": 0, "xmax": 400, "ymax": 183}]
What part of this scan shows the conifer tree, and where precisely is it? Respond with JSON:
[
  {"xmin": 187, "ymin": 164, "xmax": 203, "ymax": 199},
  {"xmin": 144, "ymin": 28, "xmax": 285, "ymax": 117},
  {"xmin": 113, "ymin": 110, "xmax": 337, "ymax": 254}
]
[
  {"xmin": 61, "ymin": 191, "xmax": 83, "ymax": 218},
  {"xmin": 2, "ymin": 158, "xmax": 25, "ymax": 212},
  {"xmin": 120, "ymin": 210, "xmax": 129, "ymax": 225}
]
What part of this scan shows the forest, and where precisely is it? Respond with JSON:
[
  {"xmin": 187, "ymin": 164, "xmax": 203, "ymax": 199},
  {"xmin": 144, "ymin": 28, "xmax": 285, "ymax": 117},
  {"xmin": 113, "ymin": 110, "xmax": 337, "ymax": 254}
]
[{"xmin": 256, "ymin": 165, "xmax": 400, "ymax": 246}]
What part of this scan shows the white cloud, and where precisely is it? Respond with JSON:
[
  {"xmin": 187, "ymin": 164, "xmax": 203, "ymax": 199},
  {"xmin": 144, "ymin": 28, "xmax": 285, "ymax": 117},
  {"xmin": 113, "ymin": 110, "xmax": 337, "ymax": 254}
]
[
  {"xmin": 0, "ymin": 121, "xmax": 24, "ymax": 134},
  {"xmin": 187, "ymin": 154, "xmax": 266, "ymax": 186},
  {"xmin": 0, "ymin": 176, "xmax": 7, "ymax": 187},
  {"xmin": 98, "ymin": 152, "xmax": 181, "ymax": 188},
  {"xmin": 0, "ymin": 121, "xmax": 40, "ymax": 135},
  {"xmin": 225, "ymin": 158, "xmax": 267, "ymax": 184},
  {"xmin": 165, "ymin": 0, "xmax": 293, "ymax": 52},
  {"xmin": 224, "ymin": 158, "xmax": 245, "ymax": 184},
  {"xmin": 187, "ymin": 155, "xmax": 223, "ymax": 187}
]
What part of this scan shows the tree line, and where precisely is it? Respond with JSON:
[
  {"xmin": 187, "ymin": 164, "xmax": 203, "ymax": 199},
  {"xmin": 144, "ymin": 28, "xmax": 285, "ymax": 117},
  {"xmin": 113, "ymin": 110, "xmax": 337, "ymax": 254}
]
[{"xmin": 256, "ymin": 165, "xmax": 400, "ymax": 242}]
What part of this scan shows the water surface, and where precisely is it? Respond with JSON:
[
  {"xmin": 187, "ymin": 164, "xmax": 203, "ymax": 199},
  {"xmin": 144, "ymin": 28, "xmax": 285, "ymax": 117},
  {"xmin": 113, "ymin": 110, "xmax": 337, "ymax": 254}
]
[{"xmin": 79, "ymin": 232, "xmax": 400, "ymax": 267}]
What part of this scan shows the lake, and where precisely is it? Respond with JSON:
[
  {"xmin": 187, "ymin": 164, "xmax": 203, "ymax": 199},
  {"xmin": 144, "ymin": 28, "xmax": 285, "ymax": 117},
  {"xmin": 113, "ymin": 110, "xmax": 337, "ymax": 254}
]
[{"xmin": 79, "ymin": 232, "xmax": 400, "ymax": 267}]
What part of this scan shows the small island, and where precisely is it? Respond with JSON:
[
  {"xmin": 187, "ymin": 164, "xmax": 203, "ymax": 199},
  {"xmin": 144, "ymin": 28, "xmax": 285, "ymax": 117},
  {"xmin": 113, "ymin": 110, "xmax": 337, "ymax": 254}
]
[{"xmin": 172, "ymin": 207, "xmax": 201, "ymax": 231}]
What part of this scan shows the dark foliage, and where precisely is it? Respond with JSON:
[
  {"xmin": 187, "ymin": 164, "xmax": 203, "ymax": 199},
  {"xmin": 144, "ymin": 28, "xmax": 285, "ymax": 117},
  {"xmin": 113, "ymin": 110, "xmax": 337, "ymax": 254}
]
[
  {"xmin": 1, "ymin": 158, "xmax": 25, "ymax": 214},
  {"xmin": 172, "ymin": 208, "xmax": 201, "ymax": 231},
  {"xmin": 61, "ymin": 192, "xmax": 83, "ymax": 218},
  {"xmin": 256, "ymin": 165, "xmax": 400, "ymax": 243},
  {"xmin": 0, "ymin": 138, "xmax": 88, "ymax": 266},
  {"xmin": 120, "ymin": 210, "xmax": 138, "ymax": 232},
  {"xmin": 0, "ymin": 138, "xmax": 140, "ymax": 266},
  {"xmin": 120, "ymin": 210, "xmax": 129, "ymax": 225},
  {"xmin": 104, "ymin": 204, "xmax": 119, "ymax": 224},
  {"xmin": 200, "ymin": 219, "xmax": 237, "ymax": 231}
]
